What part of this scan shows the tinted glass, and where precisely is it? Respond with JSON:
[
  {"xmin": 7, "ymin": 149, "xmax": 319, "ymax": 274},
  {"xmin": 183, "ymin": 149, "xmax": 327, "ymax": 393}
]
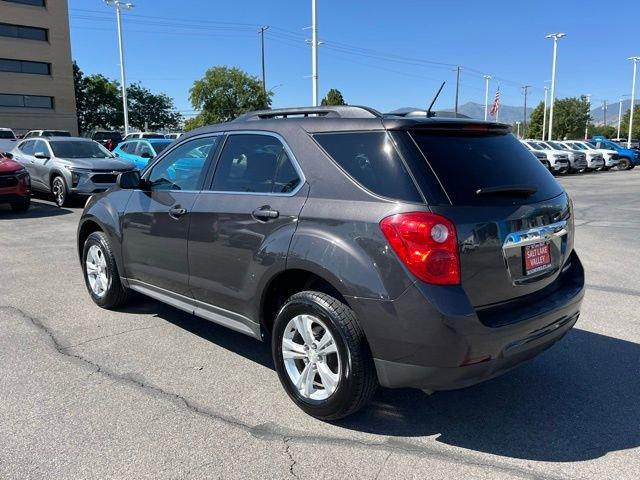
[
  {"xmin": 93, "ymin": 132, "xmax": 122, "ymax": 141},
  {"xmin": 50, "ymin": 141, "xmax": 112, "ymax": 159},
  {"xmin": 151, "ymin": 142, "xmax": 171, "ymax": 154},
  {"xmin": 147, "ymin": 136, "xmax": 218, "ymax": 190},
  {"xmin": 548, "ymin": 141, "xmax": 568, "ymax": 150},
  {"xmin": 212, "ymin": 134, "xmax": 300, "ymax": 194},
  {"xmin": 19, "ymin": 141, "xmax": 34, "ymax": 155},
  {"xmin": 0, "ymin": 94, "xmax": 24, "ymax": 107},
  {"xmin": 0, "ymin": 23, "xmax": 47, "ymax": 41},
  {"xmin": 135, "ymin": 142, "xmax": 154, "ymax": 157},
  {"xmin": 411, "ymin": 131, "xmax": 563, "ymax": 205},
  {"xmin": 314, "ymin": 131, "xmax": 421, "ymax": 202},
  {"xmin": 33, "ymin": 139, "xmax": 49, "ymax": 156},
  {"xmin": 23, "ymin": 95, "xmax": 53, "ymax": 109},
  {"xmin": 0, "ymin": 58, "xmax": 50, "ymax": 75},
  {"xmin": 42, "ymin": 130, "xmax": 69, "ymax": 137},
  {"xmin": 0, "ymin": 130, "xmax": 15, "ymax": 139},
  {"xmin": 141, "ymin": 133, "xmax": 165, "ymax": 139},
  {"xmin": 4, "ymin": 0, "xmax": 46, "ymax": 5}
]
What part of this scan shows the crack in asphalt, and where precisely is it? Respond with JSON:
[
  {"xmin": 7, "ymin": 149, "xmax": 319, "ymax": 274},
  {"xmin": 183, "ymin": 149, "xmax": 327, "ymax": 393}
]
[
  {"xmin": 374, "ymin": 452, "xmax": 392, "ymax": 480},
  {"xmin": 60, "ymin": 324, "xmax": 165, "ymax": 350},
  {"xmin": 1, "ymin": 305, "xmax": 576, "ymax": 480},
  {"xmin": 282, "ymin": 436, "xmax": 299, "ymax": 479}
]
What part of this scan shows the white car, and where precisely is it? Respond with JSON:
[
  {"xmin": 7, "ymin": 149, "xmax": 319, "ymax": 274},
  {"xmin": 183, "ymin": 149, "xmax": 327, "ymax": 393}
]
[
  {"xmin": 164, "ymin": 133, "xmax": 183, "ymax": 140},
  {"xmin": 122, "ymin": 132, "xmax": 166, "ymax": 141},
  {"xmin": 535, "ymin": 141, "xmax": 588, "ymax": 173},
  {"xmin": 0, "ymin": 127, "xmax": 18, "ymax": 154},
  {"xmin": 563, "ymin": 140, "xmax": 618, "ymax": 170},
  {"xmin": 22, "ymin": 129, "xmax": 72, "ymax": 139},
  {"xmin": 521, "ymin": 140, "xmax": 569, "ymax": 174}
]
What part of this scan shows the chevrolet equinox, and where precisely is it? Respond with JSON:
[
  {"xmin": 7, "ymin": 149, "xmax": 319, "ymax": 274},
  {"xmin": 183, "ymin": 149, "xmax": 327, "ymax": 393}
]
[{"xmin": 78, "ymin": 106, "xmax": 585, "ymax": 420}]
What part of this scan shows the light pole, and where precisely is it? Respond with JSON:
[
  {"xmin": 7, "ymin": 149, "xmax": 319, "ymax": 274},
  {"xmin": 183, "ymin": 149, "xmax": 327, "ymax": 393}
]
[
  {"xmin": 628, "ymin": 56, "xmax": 639, "ymax": 148},
  {"xmin": 259, "ymin": 26, "xmax": 269, "ymax": 98},
  {"xmin": 104, "ymin": 0, "xmax": 134, "ymax": 136},
  {"xmin": 584, "ymin": 94, "xmax": 591, "ymax": 140},
  {"xmin": 546, "ymin": 33, "xmax": 565, "ymax": 141},
  {"xmin": 454, "ymin": 66, "xmax": 461, "ymax": 115},
  {"xmin": 617, "ymin": 95, "xmax": 630, "ymax": 140},
  {"xmin": 516, "ymin": 121, "xmax": 521, "ymax": 139},
  {"xmin": 483, "ymin": 75, "xmax": 491, "ymax": 121},
  {"xmin": 542, "ymin": 86, "xmax": 549, "ymax": 140},
  {"xmin": 311, "ymin": 0, "xmax": 319, "ymax": 106},
  {"xmin": 522, "ymin": 85, "xmax": 531, "ymax": 136}
]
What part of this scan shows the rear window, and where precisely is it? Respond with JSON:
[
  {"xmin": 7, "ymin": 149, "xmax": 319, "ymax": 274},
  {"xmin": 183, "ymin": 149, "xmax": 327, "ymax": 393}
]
[
  {"xmin": 410, "ymin": 131, "xmax": 563, "ymax": 205},
  {"xmin": 43, "ymin": 131, "xmax": 70, "ymax": 137},
  {"xmin": 141, "ymin": 133, "xmax": 165, "ymax": 139},
  {"xmin": 93, "ymin": 132, "xmax": 122, "ymax": 141},
  {"xmin": 314, "ymin": 131, "xmax": 422, "ymax": 203},
  {"xmin": 0, "ymin": 130, "xmax": 15, "ymax": 139},
  {"xmin": 152, "ymin": 142, "xmax": 171, "ymax": 154}
]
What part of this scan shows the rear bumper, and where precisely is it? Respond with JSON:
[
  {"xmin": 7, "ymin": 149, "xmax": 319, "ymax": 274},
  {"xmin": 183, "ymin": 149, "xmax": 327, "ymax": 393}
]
[{"xmin": 349, "ymin": 252, "xmax": 585, "ymax": 390}]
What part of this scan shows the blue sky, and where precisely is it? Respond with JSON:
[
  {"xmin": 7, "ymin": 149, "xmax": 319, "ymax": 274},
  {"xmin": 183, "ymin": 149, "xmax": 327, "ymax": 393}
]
[{"xmin": 69, "ymin": 0, "xmax": 640, "ymax": 118}]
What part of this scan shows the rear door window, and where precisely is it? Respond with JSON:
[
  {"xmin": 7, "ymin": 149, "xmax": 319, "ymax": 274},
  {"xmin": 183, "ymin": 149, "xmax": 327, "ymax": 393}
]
[
  {"xmin": 19, "ymin": 140, "xmax": 34, "ymax": 155},
  {"xmin": 410, "ymin": 131, "xmax": 563, "ymax": 205},
  {"xmin": 211, "ymin": 134, "xmax": 302, "ymax": 194},
  {"xmin": 313, "ymin": 131, "xmax": 422, "ymax": 203}
]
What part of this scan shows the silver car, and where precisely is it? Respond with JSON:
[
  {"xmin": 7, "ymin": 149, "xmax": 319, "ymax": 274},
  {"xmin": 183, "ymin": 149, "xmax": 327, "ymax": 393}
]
[
  {"xmin": 11, "ymin": 137, "xmax": 134, "ymax": 206},
  {"xmin": 538, "ymin": 141, "xmax": 587, "ymax": 173}
]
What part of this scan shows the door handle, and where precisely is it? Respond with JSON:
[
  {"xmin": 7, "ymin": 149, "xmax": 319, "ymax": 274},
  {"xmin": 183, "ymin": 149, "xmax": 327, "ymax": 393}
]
[
  {"xmin": 252, "ymin": 207, "xmax": 279, "ymax": 220},
  {"xmin": 169, "ymin": 206, "xmax": 187, "ymax": 220}
]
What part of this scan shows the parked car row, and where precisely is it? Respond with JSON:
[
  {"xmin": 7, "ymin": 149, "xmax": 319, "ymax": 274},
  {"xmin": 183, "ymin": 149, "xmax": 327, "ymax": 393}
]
[{"xmin": 521, "ymin": 138, "xmax": 640, "ymax": 174}]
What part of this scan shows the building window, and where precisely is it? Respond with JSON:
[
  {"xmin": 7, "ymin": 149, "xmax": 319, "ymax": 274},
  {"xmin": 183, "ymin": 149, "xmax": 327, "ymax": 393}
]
[
  {"xmin": 0, "ymin": 93, "xmax": 53, "ymax": 109},
  {"xmin": 1, "ymin": 0, "xmax": 46, "ymax": 6},
  {"xmin": 0, "ymin": 22, "xmax": 48, "ymax": 41},
  {"xmin": 0, "ymin": 58, "xmax": 50, "ymax": 75}
]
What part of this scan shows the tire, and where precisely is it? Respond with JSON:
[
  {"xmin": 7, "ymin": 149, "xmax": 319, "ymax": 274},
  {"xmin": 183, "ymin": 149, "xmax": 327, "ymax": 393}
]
[
  {"xmin": 51, "ymin": 175, "xmax": 70, "ymax": 207},
  {"xmin": 82, "ymin": 231, "xmax": 129, "ymax": 309},
  {"xmin": 272, "ymin": 291, "xmax": 378, "ymax": 421},
  {"xmin": 10, "ymin": 197, "xmax": 30, "ymax": 212},
  {"xmin": 618, "ymin": 158, "xmax": 631, "ymax": 170}
]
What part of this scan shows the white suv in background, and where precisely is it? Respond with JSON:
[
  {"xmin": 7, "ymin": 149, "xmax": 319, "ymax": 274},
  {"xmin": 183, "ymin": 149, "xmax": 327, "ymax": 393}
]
[
  {"xmin": 521, "ymin": 140, "xmax": 569, "ymax": 174},
  {"xmin": 563, "ymin": 140, "xmax": 619, "ymax": 171}
]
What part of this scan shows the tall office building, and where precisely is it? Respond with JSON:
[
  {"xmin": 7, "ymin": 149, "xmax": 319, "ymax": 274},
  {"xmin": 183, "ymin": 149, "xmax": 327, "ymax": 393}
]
[{"xmin": 0, "ymin": 0, "xmax": 78, "ymax": 135}]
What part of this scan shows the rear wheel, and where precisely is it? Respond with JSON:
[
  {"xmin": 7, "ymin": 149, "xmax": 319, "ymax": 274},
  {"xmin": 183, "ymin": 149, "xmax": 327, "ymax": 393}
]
[
  {"xmin": 272, "ymin": 291, "xmax": 377, "ymax": 420},
  {"xmin": 618, "ymin": 158, "xmax": 631, "ymax": 170},
  {"xmin": 10, "ymin": 197, "xmax": 30, "ymax": 212},
  {"xmin": 82, "ymin": 231, "xmax": 129, "ymax": 308}
]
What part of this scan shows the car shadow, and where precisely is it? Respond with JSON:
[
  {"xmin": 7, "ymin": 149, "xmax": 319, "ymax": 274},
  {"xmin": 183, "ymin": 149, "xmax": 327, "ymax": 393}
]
[
  {"xmin": 0, "ymin": 199, "xmax": 73, "ymax": 219},
  {"xmin": 119, "ymin": 297, "xmax": 639, "ymax": 462}
]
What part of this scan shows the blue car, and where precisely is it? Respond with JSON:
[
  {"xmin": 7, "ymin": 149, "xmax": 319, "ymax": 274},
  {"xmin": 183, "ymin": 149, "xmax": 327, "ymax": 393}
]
[
  {"xmin": 589, "ymin": 137, "xmax": 639, "ymax": 170},
  {"xmin": 113, "ymin": 138, "xmax": 174, "ymax": 170}
]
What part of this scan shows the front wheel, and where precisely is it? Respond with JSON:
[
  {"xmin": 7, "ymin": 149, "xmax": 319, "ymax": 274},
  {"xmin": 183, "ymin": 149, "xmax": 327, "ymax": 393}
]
[
  {"xmin": 618, "ymin": 158, "xmax": 631, "ymax": 170},
  {"xmin": 272, "ymin": 291, "xmax": 377, "ymax": 421},
  {"xmin": 82, "ymin": 231, "xmax": 129, "ymax": 309},
  {"xmin": 51, "ymin": 175, "xmax": 70, "ymax": 207}
]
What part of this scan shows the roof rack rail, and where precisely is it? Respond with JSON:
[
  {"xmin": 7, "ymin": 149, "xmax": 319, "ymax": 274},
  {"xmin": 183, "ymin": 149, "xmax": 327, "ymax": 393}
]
[{"xmin": 233, "ymin": 105, "xmax": 382, "ymax": 122}]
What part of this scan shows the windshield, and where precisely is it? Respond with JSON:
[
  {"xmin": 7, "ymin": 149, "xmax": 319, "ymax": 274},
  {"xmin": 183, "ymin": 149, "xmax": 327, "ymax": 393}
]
[
  {"xmin": 526, "ymin": 141, "xmax": 544, "ymax": 150},
  {"xmin": 152, "ymin": 142, "xmax": 171, "ymax": 154},
  {"xmin": 579, "ymin": 142, "xmax": 596, "ymax": 150},
  {"xmin": 0, "ymin": 130, "xmax": 16, "ymax": 139},
  {"xmin": 536, "ymin": 142, "xmax": 553, "ymax": 150},
  {"xmin": 50, "ymin": 141, "xmax": 113, "ymax": 159},
  {"xmin": 548, "ymin": 141, "xmax": 568, "ymax": 150},
  {"xmin": 567, "ymin": 142, "xmax": 585, "ymax": 150},
  {"xmin": 42, "ymin": 131, "xmax": 71, "ymax": 137}
]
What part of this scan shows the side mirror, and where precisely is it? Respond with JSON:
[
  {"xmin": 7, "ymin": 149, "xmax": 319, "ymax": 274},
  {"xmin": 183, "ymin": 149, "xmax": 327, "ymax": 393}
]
[
  {"xmin": 141, "ymin": 151, "xmax": 153, "ymax": 159},
  {"xmin": 2, "ymin": 152, "xmax": 13, "ymax": 159},
  {"xmin": 117, "ymin": 170, "xmax": 143, "ymax": 189},
  {"xmin": 34, "ymin": 151, "xmax": 49, "ymax": 159}
]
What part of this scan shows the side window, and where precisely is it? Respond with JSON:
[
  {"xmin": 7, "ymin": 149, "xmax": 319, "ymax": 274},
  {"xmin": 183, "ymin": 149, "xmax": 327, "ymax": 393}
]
[
  {"xmin": 19, "ymin": 140, "xmax": 34, "ymax": 155},
  {"xmin": 314, "ymin": 131, "xmax": 422, "ymax": 203},
  {"xmin": 23, "ymin": 132, "xmax": 34, "ymax": 139},
  {"xmin": 211, "ymin": 134, "xmax": 301, "ymax": 194},
  {"xmin": 147, "ymin": 136, "xmax": 219, "ymax": 191},
  {"xmin": 135, "ymin": 142, "xmax": 153, "ymax": 158},
  {"xmin": 121, "ymin": 141, "xmax": 136, "ymax": 153},
  {"xmin": 33, "ymin": 139, "xmax": 50, "ymax": 156}
]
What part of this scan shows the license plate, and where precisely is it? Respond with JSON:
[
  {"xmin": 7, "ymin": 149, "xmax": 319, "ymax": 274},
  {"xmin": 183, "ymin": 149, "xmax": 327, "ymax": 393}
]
[{"xmin": 523, "ymin": 242, "xmax": 552, "ymax": 275}]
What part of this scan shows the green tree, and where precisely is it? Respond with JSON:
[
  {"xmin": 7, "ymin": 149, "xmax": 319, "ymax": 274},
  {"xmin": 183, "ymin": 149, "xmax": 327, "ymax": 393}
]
[
  {"xmin": 588, "ymin": 123, "xmax": 616, "ymax": 138},
  {"xmin": 619, "ymin": 105, "xmax": 640, "ymax": 139},
  {"xmin": 526, "ymin": 96, "xmax": 591, "ymax": 140},
  {"xmin": 126, "ymin": 83, "xmax": 182, "ymax": 131},
  {"xmin": 186, "ymin": 66, "xmax": 271, "ymax": 130},
  {"xmin": 320, "ymin": 88, "xmax": 346, "ymax": 106}
]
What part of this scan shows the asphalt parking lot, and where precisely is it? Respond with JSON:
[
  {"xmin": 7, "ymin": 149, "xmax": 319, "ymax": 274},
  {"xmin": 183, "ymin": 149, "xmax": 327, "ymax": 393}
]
[{"xmin": 1, "ymin": 170, "xmax": 639, "ymax": 479}]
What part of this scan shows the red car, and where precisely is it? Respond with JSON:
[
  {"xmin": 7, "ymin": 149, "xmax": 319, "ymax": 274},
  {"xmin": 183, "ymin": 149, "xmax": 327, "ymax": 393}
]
[{"xmin": 0, "ymin": 153, "xmax": 30, "ymax": 212}]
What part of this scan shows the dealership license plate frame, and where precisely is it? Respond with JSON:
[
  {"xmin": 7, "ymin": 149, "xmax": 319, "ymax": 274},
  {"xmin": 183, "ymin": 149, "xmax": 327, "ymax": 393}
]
[{"xmin": 523, "ymin": 241, "xmax": 552, "ymax": 275}]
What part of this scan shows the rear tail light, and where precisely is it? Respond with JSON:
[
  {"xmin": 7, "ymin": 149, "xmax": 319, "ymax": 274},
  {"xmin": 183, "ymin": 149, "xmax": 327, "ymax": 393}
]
[{"xmin": 380, "ymin": 212, "xmax": 460, "ymax": 285}]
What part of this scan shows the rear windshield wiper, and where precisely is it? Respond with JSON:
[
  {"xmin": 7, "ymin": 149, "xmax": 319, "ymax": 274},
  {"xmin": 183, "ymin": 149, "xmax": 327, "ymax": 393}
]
[{"xmin": 475, "ymin": 185, "xmax": 538, "ymax": 197}]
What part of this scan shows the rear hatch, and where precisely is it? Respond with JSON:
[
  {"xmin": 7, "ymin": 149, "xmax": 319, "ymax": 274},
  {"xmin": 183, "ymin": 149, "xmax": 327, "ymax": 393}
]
[{"xmin": 396, "ymin": 123, "xmax": 573, "ymax": 307}]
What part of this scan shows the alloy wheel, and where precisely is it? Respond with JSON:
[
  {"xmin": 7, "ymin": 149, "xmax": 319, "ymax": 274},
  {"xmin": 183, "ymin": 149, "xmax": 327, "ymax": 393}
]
[
  {"xmin": 52, "ymin": 177, "xmax": 66, "ymax": 206},
  {"xmin": 281, "ymin": 314, "xmax": 341, "ymax": 401},
  {"xmin": 86, "ymin": 245, "xmax": 109, "ymax": 297}
]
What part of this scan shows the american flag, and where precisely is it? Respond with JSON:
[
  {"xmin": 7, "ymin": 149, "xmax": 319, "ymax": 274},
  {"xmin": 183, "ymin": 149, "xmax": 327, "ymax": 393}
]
[{"xmin": 489, "ymin": 87, "xmax": 500, "ymax": 117}]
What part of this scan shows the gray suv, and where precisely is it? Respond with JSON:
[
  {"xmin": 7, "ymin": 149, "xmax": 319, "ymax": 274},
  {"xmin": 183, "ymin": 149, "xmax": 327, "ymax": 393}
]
[
  {"xmin": 12, "ymin": 137, "xmax": 134, "ymax": 206},
  {"xmin": 77, "ymin": 106, "xmax": 585, "ymax": 420}
]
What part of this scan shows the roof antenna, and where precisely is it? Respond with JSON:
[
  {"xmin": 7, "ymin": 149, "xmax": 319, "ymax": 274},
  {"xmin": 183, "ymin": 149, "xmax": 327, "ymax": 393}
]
[{"xmin": 427, "ymin": 81, "xmax": 446, "ymax": 118}]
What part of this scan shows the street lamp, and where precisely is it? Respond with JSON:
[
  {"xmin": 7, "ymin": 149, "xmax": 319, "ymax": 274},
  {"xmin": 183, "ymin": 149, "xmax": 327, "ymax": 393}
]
[
  {"xmin": 542, "ymin": 85, "xmax": 549, "ymax": 140},
  {"xmin": 516, "ymin": 121, "xmax": 521, "ymax": 139},
  {"xmin": 104, "ymin": 0, "xmax": 134, "ymax": 136},
  {"xmin": 546, "ymin": 33, "xmax": 566, "ymax": 141},
  {"xmin": 311, "ymin": 0, "xmax": 319, "ymax": 106},
  {"xmin": 483, "ymin": 75, "xmax": 491, "ymax": 121},
  {"xmin": 617, "ymin": 95, "xmax": 630, "ymax": 140},
  {"xmin": 627, "ymin": 56, "xmax": 640, "ymax": 148}
]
